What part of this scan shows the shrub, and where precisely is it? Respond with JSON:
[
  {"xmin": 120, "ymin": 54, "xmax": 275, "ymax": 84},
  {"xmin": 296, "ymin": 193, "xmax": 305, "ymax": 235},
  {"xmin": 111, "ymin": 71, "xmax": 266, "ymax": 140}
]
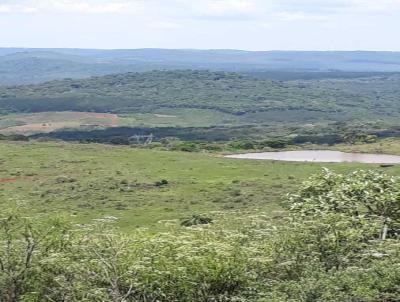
[
  {"xmin": 1, "ymin": 169, "xmax": 400, "ymax": 301},
  {"xmin": 155, "ymin": 179, "xmax": 169, "ymax": 187},
  {"xmin": 180, "ymin": 214, "xmax": 213, "ymax": 227},
  {"xmin": 288, "ymin": 168, "xmax": 400, "ymax": 239}
]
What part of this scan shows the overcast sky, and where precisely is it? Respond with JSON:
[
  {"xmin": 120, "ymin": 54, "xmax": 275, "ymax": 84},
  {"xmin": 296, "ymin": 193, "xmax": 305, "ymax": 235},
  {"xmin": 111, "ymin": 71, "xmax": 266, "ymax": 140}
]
[{"xmin": 1, "ymin": 0, "xmax": 400, "ymax": 50}]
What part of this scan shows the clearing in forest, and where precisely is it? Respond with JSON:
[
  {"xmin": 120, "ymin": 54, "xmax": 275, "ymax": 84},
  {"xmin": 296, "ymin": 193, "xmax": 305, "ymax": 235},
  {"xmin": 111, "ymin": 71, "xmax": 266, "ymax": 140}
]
[{"xmin": 0, "ymin": 111, "xmax": 119, "ymax": 135}]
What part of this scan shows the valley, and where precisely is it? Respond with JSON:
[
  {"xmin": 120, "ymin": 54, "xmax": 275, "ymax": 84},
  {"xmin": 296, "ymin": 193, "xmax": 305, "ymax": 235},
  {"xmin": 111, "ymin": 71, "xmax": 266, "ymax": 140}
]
[{"xmin": 0, "ymin": 49, "xmax": 400, "ymax": 302}]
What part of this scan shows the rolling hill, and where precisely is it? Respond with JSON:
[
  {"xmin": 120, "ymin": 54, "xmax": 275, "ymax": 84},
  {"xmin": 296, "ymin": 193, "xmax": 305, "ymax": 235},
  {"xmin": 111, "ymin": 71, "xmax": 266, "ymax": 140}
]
[
  {"xmin": 0, "ymin": 70, "xmax": 399, "ymax": 121},
  {"xmin": 1, "ymin": 48, "xmax": 400, "ymax": 85}
]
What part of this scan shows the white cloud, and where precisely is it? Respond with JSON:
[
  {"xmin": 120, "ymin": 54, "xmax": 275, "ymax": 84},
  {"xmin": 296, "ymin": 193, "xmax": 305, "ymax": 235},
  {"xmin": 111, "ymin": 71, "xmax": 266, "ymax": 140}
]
[
  {"xmin": 270, "ymin": 0, "xmax": 400, "ymax": 16},
  {"xmin": 191, "ymin": 0, "xmax": 256, "ymax": 16},
  {"xmin": 0, "ymin": 5, "xmax": 12, "ymax": 13},
  {"xmin": 48, "ymin": 1, "xmax": 131, "ymax": 14},
  {"xmin": 0, "ymin": 4, "xmax": 38, "ymax": 13},
  {"xmin": 1, "ymin": 0, "xmax": 400, "ymax": 52},
  {"xmin": 275, "ymin": 11, "xmax": 328, "ymax": 22},
  {"xmin": 1, "ymin": 0, "xmax": 400, "ymax": 16},
  {"xmin": 146, "ymin": 20, "xmax": 182, "ymax": 30},
  {"xmin": 350, "ymin": 0, "xmax": 400, "ymax": 12},
  {"xmin": 0, "ymin": 0, "xmax": 139, "ymax": 14},
  {"xmin": 0, "ymin": 0, "xmax": 261, "ymax": 17},
  {"xmin": 352, "ymin": 0, "xmax": 400, "ymax": 7}
]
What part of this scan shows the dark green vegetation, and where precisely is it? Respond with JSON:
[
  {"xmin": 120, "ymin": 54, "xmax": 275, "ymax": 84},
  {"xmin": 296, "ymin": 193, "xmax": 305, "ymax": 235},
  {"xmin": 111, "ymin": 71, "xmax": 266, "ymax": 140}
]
[
  {"xmin": 2, "ymin": 48, "xmax": 400, "ymax": 85},
  {"xmin": 1, "ymin": 70, "xmax": 400, "ymax": 120},
  {"xmin": 1, "ymin": 169, "xmax": 399, "ymax": 302},
  {"xmin": 29, "ymin": 122, "xmax": 387, "ymax": 148},
  {"xmin": 1, "ymin": 70, "xmax": 399, "ymax": 148}
]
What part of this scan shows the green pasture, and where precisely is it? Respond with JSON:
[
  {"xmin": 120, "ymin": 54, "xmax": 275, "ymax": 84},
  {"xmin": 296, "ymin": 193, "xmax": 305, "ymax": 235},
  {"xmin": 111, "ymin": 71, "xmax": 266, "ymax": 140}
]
[{"xmin": 0, "ymin": 141, "xmax": 398, "ymax": 231}]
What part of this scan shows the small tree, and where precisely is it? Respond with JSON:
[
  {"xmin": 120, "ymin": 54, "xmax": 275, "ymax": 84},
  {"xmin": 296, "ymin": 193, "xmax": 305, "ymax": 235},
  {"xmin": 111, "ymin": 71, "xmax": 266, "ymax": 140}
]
[
  {"xmin": 78, "ymin": 232, "xmax": 136, "ymax": 302},
  {"xmin": 0, "ymin": 214, "xmax": 74, "ymax": 302}
]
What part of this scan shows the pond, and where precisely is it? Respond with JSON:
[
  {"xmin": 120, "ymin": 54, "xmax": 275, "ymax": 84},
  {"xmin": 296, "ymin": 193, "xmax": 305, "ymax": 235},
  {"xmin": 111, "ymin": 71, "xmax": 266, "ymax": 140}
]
[{"xmin": 224, "ymin": 150, "xmax": 400, "ymax": 164}]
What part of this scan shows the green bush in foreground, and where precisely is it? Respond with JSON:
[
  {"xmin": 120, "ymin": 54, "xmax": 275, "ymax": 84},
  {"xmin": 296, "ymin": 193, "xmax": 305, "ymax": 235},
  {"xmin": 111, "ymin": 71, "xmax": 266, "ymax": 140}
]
[{"xmin": 0, "ymin": 169, "xmax": 399, "ymax": 302}]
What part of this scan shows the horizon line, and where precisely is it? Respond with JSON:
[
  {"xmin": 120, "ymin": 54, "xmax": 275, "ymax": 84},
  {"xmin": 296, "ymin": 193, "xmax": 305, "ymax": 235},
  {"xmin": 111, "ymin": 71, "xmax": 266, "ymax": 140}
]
[{"xmin": 1, "ymin": 46, "xmax": 400, "ymax": 53}]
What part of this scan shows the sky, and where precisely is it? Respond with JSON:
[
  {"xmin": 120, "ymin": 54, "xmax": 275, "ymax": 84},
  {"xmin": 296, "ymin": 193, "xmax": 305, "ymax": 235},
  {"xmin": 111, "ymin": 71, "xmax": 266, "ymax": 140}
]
[{"xmin": 0, "ymin": 0, "xmax": 400, "ymax": 51}]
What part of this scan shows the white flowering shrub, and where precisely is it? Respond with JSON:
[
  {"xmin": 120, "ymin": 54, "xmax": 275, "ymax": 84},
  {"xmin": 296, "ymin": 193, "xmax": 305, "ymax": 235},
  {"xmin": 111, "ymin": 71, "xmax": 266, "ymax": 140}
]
[
  {"xmin": 288, "ymin": 168, "xmax": 400, "ymax": 239},
  {"xmin": 0, "ymin": 170, "xmax": 399, "ymax": 301}
]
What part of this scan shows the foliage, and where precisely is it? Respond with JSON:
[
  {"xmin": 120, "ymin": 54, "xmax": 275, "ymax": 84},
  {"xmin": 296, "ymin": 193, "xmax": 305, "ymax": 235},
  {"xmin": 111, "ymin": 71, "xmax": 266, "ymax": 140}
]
[
  {"xmin": 0, "ymin": 134, "xmax": 29, "ymax": 141},
  {"xmin": 0, "ymin": 206, "xmax": 399, "ymax": 301},
  {"xmin": 2, "ymin": 70, "xmax": 400, "ymax": 147},
  {"xmin": 180, "ymin": 214, "xmax": 213, "ymax": 227},
  {"xmin": 2, "ymin": 71, "xmax": 400, "ymax": 125},
  {"xmin": 288, "ymin": 169, "xmax": 400, "ymax": 239},
  {"xmin": 154, "ymin": 179, "xmax": 169, "ymax": 187},
  {"xmin": 1, "ymin": 171, "xmax": 400, "ymax": 301}
]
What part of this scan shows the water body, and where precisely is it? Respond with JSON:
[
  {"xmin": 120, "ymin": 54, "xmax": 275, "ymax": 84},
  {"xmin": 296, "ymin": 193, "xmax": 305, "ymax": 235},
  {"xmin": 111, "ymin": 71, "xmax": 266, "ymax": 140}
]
[{"xmin": 225, "ymin": 150, "xmax": 400, "ymax": 164}]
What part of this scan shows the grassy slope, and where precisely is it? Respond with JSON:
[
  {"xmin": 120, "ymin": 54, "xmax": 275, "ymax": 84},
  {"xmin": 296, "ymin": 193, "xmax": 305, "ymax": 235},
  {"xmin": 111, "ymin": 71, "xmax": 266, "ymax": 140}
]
[
  {"xmin": 281, "ymin": 138, "xmax": 400, "ymax": 156},
  {"xmin": 1, "ymin": 141, "xmax": 397, "ymax": 231}
]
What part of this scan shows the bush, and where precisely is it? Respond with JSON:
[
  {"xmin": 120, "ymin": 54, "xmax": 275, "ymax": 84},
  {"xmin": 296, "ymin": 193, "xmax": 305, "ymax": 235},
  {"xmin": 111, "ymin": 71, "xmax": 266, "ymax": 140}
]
[
  {"xmin": 55, "ymin": 175, "xmax": 77, "ymax": 184},
  {"xmin": 260, "ymin": 139, "xmax": 289, "ymax": 149},
  {"xmin": 155, "ymin": 179, "xmax": 169, "ymax": 186},
  {"xmin": 1, "ymin": 169, "xmax": 400, "ymax": 301},
  {"xmin": 180, "ymin": 214, "xmax": 213, "ymax": 227},
  {"xmin": 288, "ymin": 168, "xmax": 400, "ymax": 239},
  {"xmin": 229, "ymin": 140, "xmax": 255, "ymax": 150}
]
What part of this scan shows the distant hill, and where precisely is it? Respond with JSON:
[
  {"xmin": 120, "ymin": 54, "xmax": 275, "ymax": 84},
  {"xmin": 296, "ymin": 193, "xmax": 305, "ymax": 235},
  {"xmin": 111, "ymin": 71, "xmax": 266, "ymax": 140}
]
[
  {"xmin": 1, "ymin": 70, "xmax": 399, "ymax": 124},
  {"xmin": 0, "ymin": 51, "xmax": 145, "ymax": 85},
  {"xmin": 1, "ymin": 48, "xmax": 400, "ymax": 85}
]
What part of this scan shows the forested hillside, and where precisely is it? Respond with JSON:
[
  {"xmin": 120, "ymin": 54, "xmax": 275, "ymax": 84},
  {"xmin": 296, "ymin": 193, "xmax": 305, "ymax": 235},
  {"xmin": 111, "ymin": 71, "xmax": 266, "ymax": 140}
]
[
  {"xmin": 0, "ymin": 70, "xmax": 337, "ymax": 116},
  {"xmin": 1, "ymin": 70, "xmax": 400, "ymax": 148},
  {"xmin": 1, "ymin": 70, "xmax": 400, "ymax": 123}
]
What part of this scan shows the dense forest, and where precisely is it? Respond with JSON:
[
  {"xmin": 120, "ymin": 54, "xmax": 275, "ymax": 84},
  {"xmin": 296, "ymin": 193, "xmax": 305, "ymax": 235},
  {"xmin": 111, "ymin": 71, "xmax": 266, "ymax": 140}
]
[
  {"xmin": 0, "ymin": 70, "xmax": 399, "ymax": 147},
  {"xmin": 1, "ymin": 70, "xmax": 400, "ymax": 123}
]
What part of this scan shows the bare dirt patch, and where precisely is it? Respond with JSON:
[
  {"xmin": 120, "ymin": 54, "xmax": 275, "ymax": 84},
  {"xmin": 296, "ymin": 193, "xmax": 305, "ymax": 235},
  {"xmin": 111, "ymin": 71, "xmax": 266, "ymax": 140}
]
[
  {"xmin": 0, "ymin": 176, "xmax": 34, "ymax": 184},
  {"xmin": 0, "ymin": 112, "xmax": 120, "ymax": 135},
  {"xmin": 0, "ymin": 178, "xmax": 19, "ymax": 183},
  {"xmin": 0, "ymin": 122, "xmax": 79, "ymax": 135}
]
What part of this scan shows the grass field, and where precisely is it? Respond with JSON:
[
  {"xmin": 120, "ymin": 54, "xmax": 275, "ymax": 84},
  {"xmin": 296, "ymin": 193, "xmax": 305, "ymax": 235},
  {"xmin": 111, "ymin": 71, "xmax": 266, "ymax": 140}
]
[
  {"xmin": 278, "ymin": 138, "xmax": 400, "ymax": 155},
  {"xmin": 1, "ymin": 140, "xmax": 398, "ymax": 231},
  {"xmin": 119, "ymin": 108, "xmax": 240, "ymax": 128},
  {"xmin": 333, "ymin": 138, "xmax": 400, "ymax": 155}
]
